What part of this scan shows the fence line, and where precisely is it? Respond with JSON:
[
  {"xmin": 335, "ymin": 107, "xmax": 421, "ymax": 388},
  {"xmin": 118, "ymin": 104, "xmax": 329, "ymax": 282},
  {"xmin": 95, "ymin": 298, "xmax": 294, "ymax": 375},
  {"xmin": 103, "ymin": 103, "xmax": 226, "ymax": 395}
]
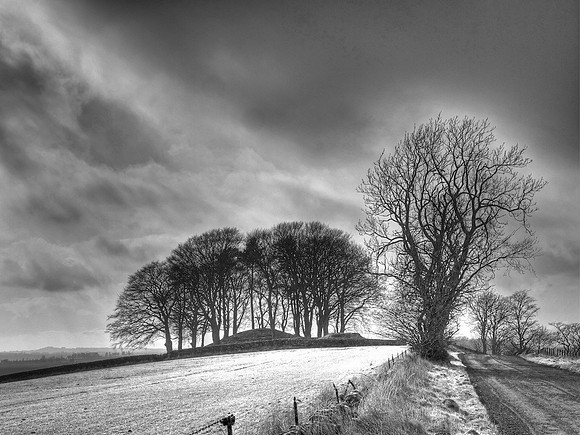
[
  {"xmin": 188, "ymin": 415, "xmax": 235, "ymax": 435},
  {"xmin": 187, "ymin": 350, "xmax": 409, "ymax": 435},
  {"xmin": 283, "ymin": 349, "xmax": 410, "ymax": 435},
  {"xmin": 539, "ymin": 347, "xmax": 580, "ymax": 358}
]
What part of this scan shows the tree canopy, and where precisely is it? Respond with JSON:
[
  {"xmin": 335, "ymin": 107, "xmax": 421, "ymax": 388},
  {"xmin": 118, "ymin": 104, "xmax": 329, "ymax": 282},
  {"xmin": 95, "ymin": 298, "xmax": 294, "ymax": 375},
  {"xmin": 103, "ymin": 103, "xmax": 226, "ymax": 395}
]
[
  {"xmin": 106, "ymin": 222, "xmax": 379, "ymax": 352},
  {"xmin": 358, "ymin": 117, "xmax": 545, "ymax": 360}
]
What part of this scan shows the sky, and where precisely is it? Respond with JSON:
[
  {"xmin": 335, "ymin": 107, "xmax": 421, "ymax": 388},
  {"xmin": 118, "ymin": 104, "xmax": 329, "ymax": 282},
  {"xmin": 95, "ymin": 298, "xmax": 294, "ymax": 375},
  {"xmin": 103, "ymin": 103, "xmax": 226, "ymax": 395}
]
[{"xmin": 0, "ymin": 0, "xmax": 578, "ymax": 351}]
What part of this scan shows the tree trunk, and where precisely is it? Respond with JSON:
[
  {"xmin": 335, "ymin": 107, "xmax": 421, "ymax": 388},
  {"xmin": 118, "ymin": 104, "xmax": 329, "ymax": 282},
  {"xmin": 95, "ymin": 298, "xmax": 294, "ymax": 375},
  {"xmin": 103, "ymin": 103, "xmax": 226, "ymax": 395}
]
[
  {"xmin": 293, "ymin": 315, "xmax": 300, "ymax": 336},
  {"xmin": 164, "ymin": 325, "xmax": 173, "ymax": 354},
  {"xmin": 302, "ymin": 305, "xmax": 312, "ymax": 338},
  {"xmin": 268, "ymin": 286, "xmax": 275, "ymax": 338},
  {"xmin": 201, "ymin": 321, "xmax": 208, "ymax": 347},
  {"xmin": 190, "ymin": 316, "xmax": 198, "ymax": 348},
  {"xmin": 177, "ymin": 317, "xmax": 183, "ymax": 351},
  {"xmin": 339, "ymin": 304, "xmax": 346, "ymax": 333},
  {"xmin": 209, "ymin": 317, "xmax": 221, "ymax": 345},
  {"xmin": 416, "ymin": 304, "xmax": 450, "ymax": 361},
  {"xmin": 250, "ymin": 267, "xmax": 255, "ymax": 330}
]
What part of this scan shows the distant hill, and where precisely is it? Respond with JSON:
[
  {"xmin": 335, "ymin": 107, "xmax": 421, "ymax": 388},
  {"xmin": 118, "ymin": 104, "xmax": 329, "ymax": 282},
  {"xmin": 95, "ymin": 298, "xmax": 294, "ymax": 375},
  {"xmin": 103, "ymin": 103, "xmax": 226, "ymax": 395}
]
[{"xmin": 0, "ymin": 347, "xmax": 164, "ymax": 366}]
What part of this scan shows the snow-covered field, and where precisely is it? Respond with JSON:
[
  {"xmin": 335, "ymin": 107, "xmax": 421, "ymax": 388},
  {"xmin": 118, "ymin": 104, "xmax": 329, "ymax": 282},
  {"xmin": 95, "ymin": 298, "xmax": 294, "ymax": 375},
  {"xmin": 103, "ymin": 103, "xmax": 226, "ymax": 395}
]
[
  {"xmin": 0, "ymin": 346, "xmax": 405, "ymax": 435},
  {"xmin": 521, "ymin": 353, "xmax": 580, "ymax": 374}
]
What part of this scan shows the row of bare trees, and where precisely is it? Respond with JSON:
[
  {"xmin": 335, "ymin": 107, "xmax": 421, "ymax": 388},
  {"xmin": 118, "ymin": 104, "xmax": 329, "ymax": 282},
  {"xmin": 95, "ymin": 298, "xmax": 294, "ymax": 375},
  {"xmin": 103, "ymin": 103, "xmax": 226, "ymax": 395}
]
[
  {"xmin": 106, "ymin": 222, "xmax": 380, "ymax": 353},
  {"xmin": 467, "ymin": 289, "xmax": 580, "ymax": 355},
  {"xmin": 468, "ymin": 289, "xmax": 541, "ymax": 354}
]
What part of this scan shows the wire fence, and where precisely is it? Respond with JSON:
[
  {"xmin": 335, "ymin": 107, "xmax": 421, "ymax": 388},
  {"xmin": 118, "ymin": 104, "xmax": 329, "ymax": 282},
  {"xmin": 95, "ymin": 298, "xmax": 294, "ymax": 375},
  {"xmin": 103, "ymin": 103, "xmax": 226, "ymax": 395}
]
[
  {"xmin": 187, "ymin": 415, "xmax": 235, "ymax": 435},
  {"xmin": 538, "ymin": 347, "xmax": 580, "ymax": 358},
  {"xmin": 186, "ymin": 349, "xmax": 410, "ymax": 435}
]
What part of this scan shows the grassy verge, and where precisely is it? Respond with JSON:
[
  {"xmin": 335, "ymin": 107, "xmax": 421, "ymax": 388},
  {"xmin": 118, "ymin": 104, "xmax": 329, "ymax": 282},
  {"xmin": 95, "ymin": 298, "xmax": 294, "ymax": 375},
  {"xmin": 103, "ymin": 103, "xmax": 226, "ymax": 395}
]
[
  {"xmin": 257, "ymin": 352, "xmax": 497, "ymax": 435},
  {"xmin": 521, "ymin": 353, "xmax": 580, "ymax": 374}
]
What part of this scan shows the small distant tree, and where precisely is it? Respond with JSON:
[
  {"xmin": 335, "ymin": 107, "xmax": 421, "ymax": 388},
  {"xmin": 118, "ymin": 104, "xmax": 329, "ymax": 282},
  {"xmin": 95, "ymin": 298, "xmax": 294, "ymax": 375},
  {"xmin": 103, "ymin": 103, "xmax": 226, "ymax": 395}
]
[
  {"xmin": 332, "ymin": 242, "xmax": 380, "ymax": 334},
  {"xmin": 106, "ymin": 261, "xmax": 177, "ymax": 353},
  {"xmin": 529, "ymin": 325, "xmax": 554, "ymax": 354},
  {"xmin": 550, "ymin": 322, "xmax": 580, "ymax": 353},
  {"xmin": 508, "ymin": 290, "xmax": 539, "ymax": 354},
  {"xmin": 468, "ymin": 289, "xmax": 499, "ymax": 354},
  {"xmin": 359, "ymin": 117, "xmax": 545, "ymax": 360},
  {"xmin": 488, "ymin": 296, "xmax": 511, "ymax": 354}
]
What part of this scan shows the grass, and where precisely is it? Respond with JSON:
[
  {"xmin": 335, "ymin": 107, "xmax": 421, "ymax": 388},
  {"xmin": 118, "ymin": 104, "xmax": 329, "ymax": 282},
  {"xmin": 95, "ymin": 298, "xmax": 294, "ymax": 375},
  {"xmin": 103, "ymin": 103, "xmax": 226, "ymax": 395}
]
[
  {"xmin": 521, "ymin": 353, "xmax": 580, "ymax": 374},
  {"xmin": 256, "ymin": 352, "xmax": 498, "ymax": 435}
]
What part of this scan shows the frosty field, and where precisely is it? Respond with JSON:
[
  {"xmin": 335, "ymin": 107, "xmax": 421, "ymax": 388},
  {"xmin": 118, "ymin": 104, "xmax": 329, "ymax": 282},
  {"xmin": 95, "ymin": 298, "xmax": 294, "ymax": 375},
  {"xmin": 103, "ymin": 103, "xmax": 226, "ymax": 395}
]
[{"xmin": 0, "ymin": 345, "xmax": 405, "ymax": 435}]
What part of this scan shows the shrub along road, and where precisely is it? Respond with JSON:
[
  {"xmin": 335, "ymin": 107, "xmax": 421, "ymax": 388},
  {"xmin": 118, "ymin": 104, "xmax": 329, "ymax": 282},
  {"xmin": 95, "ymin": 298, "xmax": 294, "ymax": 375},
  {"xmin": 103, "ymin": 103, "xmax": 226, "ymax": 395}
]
[{"xmin": 460, "ymin": 352, "xmax": 580, "ymax": 435}]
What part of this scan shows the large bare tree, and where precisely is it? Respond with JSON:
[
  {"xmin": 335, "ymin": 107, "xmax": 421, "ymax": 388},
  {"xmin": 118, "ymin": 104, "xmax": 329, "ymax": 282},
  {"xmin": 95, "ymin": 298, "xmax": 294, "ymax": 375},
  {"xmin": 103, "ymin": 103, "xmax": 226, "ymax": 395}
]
[
  {"xmin": 358, "ymin": 117, "xmax": 545, "ymax": 360},
  {"xmin": 244, "ymin": 228, "xmax": 285, "ymax": 337},
  {"xmin": 167, "ymin": 227, "xmax": 244, "ymax": 345},
  {"xmin": 106, "ymin": 261, "xmax": 177, "ymax": 353}
]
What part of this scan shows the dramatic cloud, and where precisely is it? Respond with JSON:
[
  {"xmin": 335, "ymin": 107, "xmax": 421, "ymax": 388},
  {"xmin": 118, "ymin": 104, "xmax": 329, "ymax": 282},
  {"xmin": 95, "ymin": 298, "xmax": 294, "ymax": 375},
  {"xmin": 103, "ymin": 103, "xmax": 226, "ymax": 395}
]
[{"xmin": 0, "ymin": 0, "xmax": 577, "ymax": 350}]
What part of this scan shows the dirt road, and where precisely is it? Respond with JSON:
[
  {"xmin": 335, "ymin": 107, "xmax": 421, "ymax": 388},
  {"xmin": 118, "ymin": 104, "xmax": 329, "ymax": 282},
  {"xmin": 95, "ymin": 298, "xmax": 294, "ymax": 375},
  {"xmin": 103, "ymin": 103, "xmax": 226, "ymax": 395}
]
[
  {"xmin": 0, "ymin": 346, "xmax": 404, "ymax": 435},
  {"xmin": 461, "ymin": 352, "xmax": 580, "ymax": 435}
]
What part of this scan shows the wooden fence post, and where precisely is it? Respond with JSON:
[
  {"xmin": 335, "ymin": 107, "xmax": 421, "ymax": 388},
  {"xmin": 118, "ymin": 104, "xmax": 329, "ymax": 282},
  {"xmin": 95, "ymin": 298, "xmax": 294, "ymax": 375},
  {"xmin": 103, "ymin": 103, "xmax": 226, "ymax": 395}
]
[
  {"xmin": 293, "ymin": 397, "xmax": 299, "ymax": 426},
  {"xmin": 220, "ymin": 415, "xmax": 235, "ymax": 435}
]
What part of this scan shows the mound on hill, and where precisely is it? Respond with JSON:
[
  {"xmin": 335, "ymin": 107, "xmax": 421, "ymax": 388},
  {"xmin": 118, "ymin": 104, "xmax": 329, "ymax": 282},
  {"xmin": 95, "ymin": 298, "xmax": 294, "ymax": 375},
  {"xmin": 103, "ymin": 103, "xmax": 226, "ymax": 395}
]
[
  {"xmin": 217, "ymin": 328, "xmax": 302, "ymax": 345},
  {"xmin": 320, "ymin": 332, "xmax": 365, "ymax": 340}
]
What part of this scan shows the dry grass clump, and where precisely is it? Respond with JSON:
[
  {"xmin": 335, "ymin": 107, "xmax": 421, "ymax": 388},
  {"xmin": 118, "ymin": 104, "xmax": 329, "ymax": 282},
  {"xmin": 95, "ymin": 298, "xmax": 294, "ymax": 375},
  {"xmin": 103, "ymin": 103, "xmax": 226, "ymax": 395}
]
[
  {"xmin": 347, "ymin": 355, "xmax": 432, "ymax": 435},
  {"xmin": 257, "ymin": 355, "xmax": 432, "ymax": 435},
  {"xmin": 257, "ymin": 353, "xmax": 498, "ymax": 435}
]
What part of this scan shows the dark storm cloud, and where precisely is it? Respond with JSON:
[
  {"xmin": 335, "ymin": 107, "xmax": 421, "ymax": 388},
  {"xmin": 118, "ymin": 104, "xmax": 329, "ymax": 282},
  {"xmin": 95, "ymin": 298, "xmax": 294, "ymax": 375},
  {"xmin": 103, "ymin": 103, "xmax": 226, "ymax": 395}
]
[
  {"xmin": 75, "ymin": 96, "xmax": 172, "ymax": 170},
  {"xmin": 0, "ymin": 17, "xmax": 173, "ymax": 175},
  {"xmin": 91, "ymin": 235, "xmax": 165, "ymax": 266},
  {"xmin": 83, "ymin": 178, "xmax": 127, "ymax": 208},
  {"xmin": 1, "ymin": 256, "xmax": 100, "ymax": 293},
  {"xmin": 535, "ymin": 249, "xmax": 580, "ymax": 279},
  {"xmin": 0, "ymin": 46, "xmax": 44, "ymax": 176},
  {"xmin": 23, "ymin": 193, "xmax": 84, "ymax": 228},
  {"xmin": 0, "ymin": 123, "xmax": 38, "ymax": 177},
  {"xmin": 94, "ymin": 236, "xmax": 131, "ymax": 258},
  {"xmin": 58, "ymin": 1, "xmax": 391, "ymax": 163},
  {"xmin": 66, "ymin": 0, "xmax": 577, "ymax": 169}
]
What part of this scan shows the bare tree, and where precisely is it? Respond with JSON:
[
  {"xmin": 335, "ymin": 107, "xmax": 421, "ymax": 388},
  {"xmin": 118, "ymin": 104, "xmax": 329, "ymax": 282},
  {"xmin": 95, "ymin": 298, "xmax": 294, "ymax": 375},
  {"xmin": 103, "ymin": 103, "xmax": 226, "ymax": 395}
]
[
  {"xmin": 550, "ymin": 322, "xmax": 580, "ymax": 353},
  {"xmin": 488, "ymin": 296, "xmax": 512, "ymax": 355},
  {"xmin": 227, "ymin": 260, "xmax": 250, "ymax": 335},
  {"xmin": 328, "ymin": 240, "xmax": 380, "ymax": 334},
  {"xmin": 372, "ymin": 286, "xmax": 423, "ymax": 344},
  {"xmin": 106, "ymin": 261, "xmax": 177, "ymax": 353},
  {"xmin": 167, "ymin": 256, "xmax": 204, "ymax": 348},
  {"xmin": 273, "ymin": 222, "xmax": 310, "ymax": 336},
  {"xmin": 507, "ymin": 290, "xmax": 539, "ymax": 354},
  {"xmin": 358, "ymin": 117, "xmax": 545, "ymax": 360},
  {"xmin": 244, "ymin": 229, "xmax": 285, "ymax": 338},
  {"xmin": 374, "ymin": 282, "xmax": 460, "ymax": 345},
  {"xmin": 167, "ymin": 228, "xmax": 244, "ymax": 344},
  {"xmin": 468, "ymin": 289, "xmax": 513, "ymax": 354},
  {"xmin": 468, "ymin": 288, "xmax": 498, "ymax": 354},
  {"xmin": 529, "ymin": 325, "xmax": 554, "ymax": 354}
]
